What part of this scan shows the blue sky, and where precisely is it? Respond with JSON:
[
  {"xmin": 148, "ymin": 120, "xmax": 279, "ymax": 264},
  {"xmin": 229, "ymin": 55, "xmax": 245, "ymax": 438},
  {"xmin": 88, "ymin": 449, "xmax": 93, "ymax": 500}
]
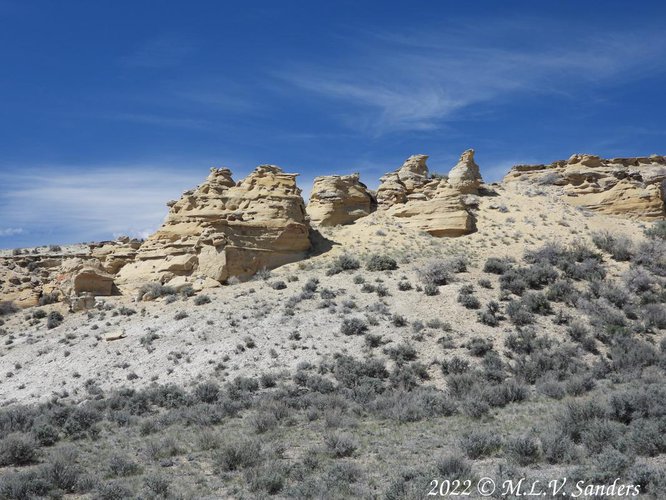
[{"xmin": 1, "ymin": 1, "xmax": 665, "ymax": 248}]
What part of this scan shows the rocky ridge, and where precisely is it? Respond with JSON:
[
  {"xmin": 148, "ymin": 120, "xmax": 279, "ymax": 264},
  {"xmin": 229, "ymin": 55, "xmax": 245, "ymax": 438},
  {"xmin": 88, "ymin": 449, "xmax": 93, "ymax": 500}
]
[{"xmin": 504, "ymin": 153, "xmax": 666, "ymax": 219}]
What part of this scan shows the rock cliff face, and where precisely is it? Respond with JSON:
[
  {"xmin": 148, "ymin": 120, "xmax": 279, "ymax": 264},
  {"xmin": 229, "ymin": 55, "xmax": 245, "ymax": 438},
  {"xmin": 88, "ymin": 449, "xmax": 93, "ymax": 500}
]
[
  {"xmin": 116, "ymin": 165, "xmax": 310, "ymax": 287},
  {"xmin": 376, "ymin": 151, "xmax": 483, "ymax": 237},
  {"xmin": 504, "ymin": 154, "xmax": 666, "ymax": 219},
  {"xmin": 307, "ymin": 174, "xmax": 376, "ymax": 226}
]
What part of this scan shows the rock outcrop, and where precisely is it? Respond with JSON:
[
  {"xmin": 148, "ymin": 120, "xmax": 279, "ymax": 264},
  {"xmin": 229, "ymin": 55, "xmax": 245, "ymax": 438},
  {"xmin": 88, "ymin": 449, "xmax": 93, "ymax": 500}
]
[
  {"xmin": 116, "ymin": 165, "xmax": 310, "ymax": 287},
  {"xmin": 307, "ymin": 174, "xmax": 376, "ymax": 226},
  {"xmin": 56, "ymin": 258, "xmax": 116, "ymax": 297},
  {"xmin": 504, "ymin": 154, "xmax": 666, "ymax": 219},
  {"xmin": 375, "ymin": 151, "xmax": 483, "ymax": 236},
  {"xmin": 90, "ymin": 236, "xmax": 142, "ymax": 274},
  {"xmin": 448, "ymin": 149, "xmax": 482, "ymax": 194},
  {"xmin": 376, "ymin": 154, "xmax": 430, "ymax": 207}
]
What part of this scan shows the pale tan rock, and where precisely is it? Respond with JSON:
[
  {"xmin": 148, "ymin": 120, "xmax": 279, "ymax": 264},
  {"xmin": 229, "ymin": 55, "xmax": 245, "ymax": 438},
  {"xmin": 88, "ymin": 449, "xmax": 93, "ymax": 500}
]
[
  {"xmin": 90, "ymin": 238, "xmax": 141, "ymax": 274},
  {"xmin": 104, "ymin": 331, "xmax": 127, "ymax": 341},
  {"xmin": 307, "ymin": 174, "xmax": 376, "ymax": 226},
  {"xmin": 448, "ymin": 149, "xmax": 482, "ymax": 194},
  {"xmin": 116, "ymin": 165, "xmax": 310, "ymax": 288},
  {"xmin": 56, "ymin": 258, "xmax": 116, "ymax": 297},
  {"xmin": 375, "ymin": 152, "xmax": 482, "ymax": 237},
  {"xmin": 377, "ymin": 155, "xmax": 429, "ymax": 207},
  {"xmin": 504, "ymin": 154, "xmax": 666, "ymax": 219}
]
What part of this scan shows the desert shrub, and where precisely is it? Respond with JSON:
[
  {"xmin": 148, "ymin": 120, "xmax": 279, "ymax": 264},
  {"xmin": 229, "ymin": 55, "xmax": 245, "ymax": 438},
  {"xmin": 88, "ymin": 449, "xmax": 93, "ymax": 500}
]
[
  {"xmin": 483, "ymin": 380, "xmax": 528, "ymax": 407},
  {"xmin": 591, "ymin": 231, "xmax": 633, "ymax": 261},
  {"xmin": 38, "ymin": 292, "xmax": 59, "ymax": 306},
  {"xmin": 546, "ymin": 279, "xmax": 578, "ymax": 303},
  {"xmin": 374, "ymin": 388, "xmax": 456, "ymax": 422},
  {"xmin": 96, "ymin": 480, "xmax": 133, "ymax": 500},
  {"xmin": 249, "ymin": 411, "xmax": 278, "ymax": 434},
  {"xmin": 194, "ymin": 382, "xmax": 219, "ymax": 403},
  {"xmin": 366, "ymin": 254, "xmax": 398, "ymax": 271},
  {"xmin": 609, "ymin": 337, "xmax": 659, "ymax": 373},
  {"xmin": 193, "ymin": 294, "xmax": 211, "ymax": 305},
  {"xmin": 565, "ymin": 375, "xmax": 595, "ymax": 396},
  {"xmin": 397, "ymin": 280, "xmax": 412, "ymax": 291},
  {"xmin": 440, "ymin": 356, "xmax": 470, "ymax": 375},
  {"xmin": 0, "ymin": 301, "xmax": 19, "ymax": 316},
  {"xmin": 506, "ymin": 300, "xmax": 534, "ymax": 325},
  {"xmin": 63, "ymin": 406, "xmax": 102, "ymax": 438},
  {"xmin": 40, "ymin": 447, "xmax": 81, "ymax": 493},
  {"xmin": 586, "ymin": 447, "xmax": 633, "ymax": 483},
  {"xmin": 247, "ymin": 462, "xmax": 287, "ymax": 494},
  {"xmin": 477, "ymin": 301, "xmax": 501, "ymax": 326},
  {"xmin": 458, "ymin": 290, "xmax": 481, "ymax": 309},
  {"xmin": 506, "ymin": 434, "xmax": 541, "ymax": 465},
  {"xmin": 391, "ymin": 314, "xmax": 407, "ymax": 327},
  {"xmin": 541, "ymin": 430, "xmax": 577, "ymax": 464},
  {"xmin": 447, "ymin": 255, "xmax": 468, "ymax": 273},
  {"xmin": 108, "ymin": 454, "xmax": 141, "ymax": 477},
  {"xmin": 136, "ymin": 282, "xmax": 176, "ymax": 301},
  {"xmin": 504, "ymin": 329, "xmax": 548, "ymax": 355},
  {"xmin": 537, "ymin": 379, "xmax": 566, "ymax": 399},
  {"xmin": 384, "ymin": 343, "xmax": 418, "ymax": 364},
  {"xmin": 499, "ymin": 269, "xmax": 528, "ymax": 295},
  {"xmin": 144, "ymin": 474, "xmax": 171, "ymax": 497},
  {"xmin": 644, "ymin": 220, "xmax": 666, "ymax": 240},
  {"xmin": 215, "ymin": 436, "xmax": 261, "ymax": 471},
  {"xmin": 32, "ymin": 422, "xmax": 59, "ymax": 446},
  {"xmin": 46, "ymin": 311, "xmax": 64, "ymax": 329},
  {"xmin": 434, "ymin": 455, "xmax": 472, "ymax": 480},
  {"xmin": 447, "ymin": 373, "xmax": 479, "ymax": 399},
  {"xmin": 478, "ymin": 278, "xmax": 493, "ymax": 289},
  {"xmin": 0, "ymin": 432, "xmax": 38, "ymax": 466},
  {"xmin": 324, "ymin": 432, "xmax": 358, "ymax": 458},
  {"xmin": 340, "ymin": 317, "xmax": 368, "ymax": 336},
  {"xmin": 556, "ymin": 399, "xmax": 608, "ymax": 442},
  {"xmin": 327, "ymin": 254, "xmax": 361, "ymax": 275},
  {"xmin": 270, "ymin": 280, "xmax": 287, "ymax": 290},
  {"xmin": 642, "ymin": 303, "xmax": 666, "ymax": 330},
  {"xmin": 521, "ymin": 292, "xmax": 552, "ymax": 315},
  {"xmin": 466, "ymin": 337, "xmax": 493, "ymax": 357},
  {"xmin": 423, "ymin": 283, "xmax": 439, "ymax": 296},
  {"xmin": 0, "ymin": 469, "xmax": 50, "ymax": 499},
  {"xmin": 623, "ymin": 266, "xmax": 656, "ymax": 294},
  {"xmin": 459, "ymin": 430, "xmax": 502, "ymax": 459},
  {"xmin": 302, "ymin": 277, "xmax": 319, "ymax": 293},
  {"xmin": 173, "ymin": 311, "xmax": 188, "ymax": 320},
  {"xmin": 418, "ymin": 260, "xmax": 452, "ymax": 286},
  {"xmin": 333, "ymin": 355, "xmax": 388, "ymax": 388},
  {"xmin": 483, "ymin": 257, "xmax": 513, "ymax": 274},
  {"xmin": 628, "ymin": 419, "xmax": 666, "ymax": 457}
]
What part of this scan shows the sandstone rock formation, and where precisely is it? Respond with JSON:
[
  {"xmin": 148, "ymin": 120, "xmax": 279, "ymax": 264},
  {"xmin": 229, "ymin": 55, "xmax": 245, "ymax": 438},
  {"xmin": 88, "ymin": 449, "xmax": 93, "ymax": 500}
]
[
  {"xmin": 376, "ymin": 154, "xmax": 429, "ymax": 207},
  {"xmin": 56, "ymin": 258, "xmax": 116, "ymax": 297},
  {"xmin": 448, "ymin": 149, "xmax": 482, "ymax": 194},
  {"xmin": 116, "ymin": 165, "xmax": 310, "ymax": 287},
  {"xmin": 504, "ymin": 154, "xmax": 666, "ymax": 219},
  {"xmin": 90, "ymin": 236, "xmax": 142, "ymax": 274},
  {"xmin": 375, "ymin": 151, "xmax": 483, "ymax": 236},
  {"xmin": 307, "ymin": 174, "xmax": 376, "ymax": 226}
]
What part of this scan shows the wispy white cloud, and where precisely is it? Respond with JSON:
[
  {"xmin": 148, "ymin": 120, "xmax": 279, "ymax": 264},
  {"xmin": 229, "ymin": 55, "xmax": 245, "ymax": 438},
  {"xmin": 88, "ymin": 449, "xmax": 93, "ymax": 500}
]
[
  {"xmin": 121, "ymin": 36, "xmax": 195, "ymax": 69},
  {"xmin": 0, "ymin": 227, "xmax": 24, "ymax": 237},
  {"xmin": 0, "ymin": 165, "xmax": 199, "ymax": 243},
  {"xmin": 276, "ymin": 24, "xmax": 666, "ymax": 135}
]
